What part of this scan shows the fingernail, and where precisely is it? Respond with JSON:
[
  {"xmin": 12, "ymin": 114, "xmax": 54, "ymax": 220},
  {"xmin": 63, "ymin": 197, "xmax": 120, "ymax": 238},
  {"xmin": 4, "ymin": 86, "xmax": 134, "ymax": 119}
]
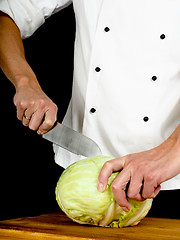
[
  {"xmin": 122, "ymin": 207, "xmax": 130, "ymax": 212},
  {"xmin": 37, "ymin": 130, "xmax": 42, "ymax": 135},
  {"xmin": 97, "ymin": 183, "xmax": 106, "ymax": 192},
  {"xmin": 38, "ymin": 130, "xmax": 46, "ymax": 135},
  {"xmin": 37, "ymin": 129, "xmax": 48, "ymax": 135}
]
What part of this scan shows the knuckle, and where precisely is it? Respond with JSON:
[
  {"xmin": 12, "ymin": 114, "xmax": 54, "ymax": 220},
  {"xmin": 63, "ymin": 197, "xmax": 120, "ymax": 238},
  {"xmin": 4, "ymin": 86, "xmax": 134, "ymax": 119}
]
[
  {"xmin": 127, "ymin": 191, "xmax": 135, "ymax": 199},
  {"xmin": 142, "ymin": 193, "xmax": 149, "ymax": 199},
  {"xmin": 53, "ymin": 103, "xmax": 58, "ymax": 112},
  {"xmin": 13, "ymin": 98, "xmax": 18, "ymax": 107},
  {"xmin": 127, "ymin": 192, "xmax": 142, "ymax": 201},
  {"xmin": 38, "ymin": 99, "xmax": 46, "ymax": 109},
  {"xmin": 103, "ymin": 160, "xmax": 113, "ymax": 169},
  {"xmin": 142, "ymin": 191, "xmax": 154, "ymax": 199},
  {"xmin": 45, "ymin": 119, "xmax": 54, "ymax": 128},
  {"xmin": 145, "ymin": 173, "xmax": 154, "ymax": 183},
  {"xmin": 101, "ymin": 161, "xmax": 114, "ymax": 174},
  {"xmin": 13, "ymin": 94, "xmax": 19, "ymax": 105},
  {"xmin": 20, "ymin": 101, "xmax": 28, "ymax": 110},
  {"xmin": 28, "ymin": 100, "xmax": 35, "ymax": 108},
  {"xmin": 18, "ymin": 100, "xmax": 34, "ymax": 110},
  {"xmin": 111, "ymin": 182, "xmax": 119, "ymax": 192},
  {"xmin": 17, "ymin": 100, "xmax": 25, "ymax": 109},
  {"xmin": 49, "ymin": 102, "xmax": 58, "ymax": 113}
]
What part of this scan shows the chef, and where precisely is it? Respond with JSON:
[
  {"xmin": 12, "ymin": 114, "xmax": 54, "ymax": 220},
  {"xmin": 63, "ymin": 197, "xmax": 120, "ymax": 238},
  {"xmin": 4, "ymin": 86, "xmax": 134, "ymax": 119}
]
[{"xmin": 0, "ymin": 0, "xmax": 180, "ymax": 214}]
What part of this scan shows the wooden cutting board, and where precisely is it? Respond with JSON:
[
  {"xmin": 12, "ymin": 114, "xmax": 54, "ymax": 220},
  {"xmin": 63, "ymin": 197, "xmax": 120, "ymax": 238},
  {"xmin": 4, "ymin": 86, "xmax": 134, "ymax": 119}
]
[{"xmin": 0, "ymin": 211, "xmax": 180, "ymax": 240}]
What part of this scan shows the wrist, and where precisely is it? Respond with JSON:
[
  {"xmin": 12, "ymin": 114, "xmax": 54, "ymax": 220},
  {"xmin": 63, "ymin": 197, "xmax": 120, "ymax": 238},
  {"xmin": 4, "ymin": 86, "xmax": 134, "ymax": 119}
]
[
  {"xmin": 13, "ymin": 74, "xmax": 40, "ymax": 90},
  {"xmin": 151, "ymin": 125, "xmax": 180, "ymax": 159},
  {"xmin": 167, "ymin": 124, "xmax": 180, "ymax": 160},
  {"xmin": 169, "ymin": 124, "xmax": 180, "ymax": 142}
]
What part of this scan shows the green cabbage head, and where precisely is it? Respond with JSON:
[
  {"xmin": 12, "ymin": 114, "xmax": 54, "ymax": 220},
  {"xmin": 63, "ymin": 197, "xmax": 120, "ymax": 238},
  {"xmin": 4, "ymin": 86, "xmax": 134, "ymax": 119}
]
[{"xmin": 56, "ymin": 156, "xmax": 153, "ymax": 227}]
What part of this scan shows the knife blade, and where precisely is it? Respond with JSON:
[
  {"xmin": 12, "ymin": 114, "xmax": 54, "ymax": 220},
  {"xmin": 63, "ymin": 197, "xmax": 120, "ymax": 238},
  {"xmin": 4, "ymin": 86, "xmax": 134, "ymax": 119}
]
[{"xmin": 42, "ymin": 122, "xmax": 102, "ymax": 157}]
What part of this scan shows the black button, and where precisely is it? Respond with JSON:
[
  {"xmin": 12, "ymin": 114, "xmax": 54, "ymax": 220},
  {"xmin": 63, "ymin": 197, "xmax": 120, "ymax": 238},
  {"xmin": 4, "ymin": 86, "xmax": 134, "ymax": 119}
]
[
  {"xmin": 95, "ymin": 67, "xmax": 101, "ymax": 72},
  {"xmin": 104, "ymin": 27, "xmax": 110, "ymax": 32},
  {"xmin": 90, "ymin": 108, "xmax": 96, "ymax": 113},
  {"xmin": 152, "ymin": 76, "xmax": 157, "ymax": 81},
  {"xmin": 143, "ymin": 116, "xmax": 149, "ymax": 122},
  {"xmin": 160, "ymin": 34, "xmax": 166, "ymax": 39}
]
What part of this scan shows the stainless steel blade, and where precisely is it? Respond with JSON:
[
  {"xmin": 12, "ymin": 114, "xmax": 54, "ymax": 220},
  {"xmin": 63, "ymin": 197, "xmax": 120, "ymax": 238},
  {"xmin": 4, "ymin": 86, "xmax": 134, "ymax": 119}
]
[{"xmin": 42, "ymin": 123, "xmax": 102, "ymax": 157}]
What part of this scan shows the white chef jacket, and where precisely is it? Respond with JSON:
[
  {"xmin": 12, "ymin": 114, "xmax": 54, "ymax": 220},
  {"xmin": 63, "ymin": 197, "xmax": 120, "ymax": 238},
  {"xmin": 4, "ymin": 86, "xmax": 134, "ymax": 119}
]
[{"xmin": 1, "ymin": 0, "xmax": 180, "ymax": 190}]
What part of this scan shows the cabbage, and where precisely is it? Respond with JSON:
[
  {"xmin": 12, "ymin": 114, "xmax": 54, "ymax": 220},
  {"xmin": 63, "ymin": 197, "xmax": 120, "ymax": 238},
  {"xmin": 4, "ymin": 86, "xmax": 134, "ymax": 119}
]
[{"xmin": 56, "ymin": 156, "xmax": 153, "ymax": 227}]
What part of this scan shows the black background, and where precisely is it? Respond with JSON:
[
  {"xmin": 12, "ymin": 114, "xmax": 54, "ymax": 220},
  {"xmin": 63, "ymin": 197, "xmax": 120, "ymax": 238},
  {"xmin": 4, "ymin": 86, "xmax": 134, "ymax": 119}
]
[
  {"xmin": 0, "ymin": 4, "xmax": 75, "ymax": 220},
  {"xmin": 0, "ymin": 4, "xmax": 180, "ymax": 221}
]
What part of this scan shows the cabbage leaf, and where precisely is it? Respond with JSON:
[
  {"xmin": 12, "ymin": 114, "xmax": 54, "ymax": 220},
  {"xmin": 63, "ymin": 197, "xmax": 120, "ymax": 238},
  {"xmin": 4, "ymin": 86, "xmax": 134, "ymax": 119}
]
[{"xmin": 56, "ymin": 156, "xmax": 152, "ymax": 227}]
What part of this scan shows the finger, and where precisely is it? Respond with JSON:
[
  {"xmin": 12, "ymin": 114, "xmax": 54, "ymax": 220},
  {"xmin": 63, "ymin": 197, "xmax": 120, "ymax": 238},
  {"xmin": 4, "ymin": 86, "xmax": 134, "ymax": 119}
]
[
  {"xmin": 111, "ymin": 169, "xmax": 131, "ymax": 211},
  {"xmin": 141, "ymin": 171, "xmax": 161, "ymax": 199},
  {"xmin": 22, "ymin": 107, "xmax": 36, "ymax": 127},
  {"xmin": 37, "ymin": 108, "xmax": 57, "ymax": 134},
  {"xmin": 142, "ymin": 182, "xmax": 161, "ymax": 199},
  {"xmin": 97, "ymin": 157, "xmax": 125, "ymax": 192},
  {"xmin": 22, "ymin": 114, "xmax": 31, "ymax": 127},
  {"xmin": 16, "ymin": 106, "xmax": 25, "ymax": 121},
  {"xmin": 127, "ymin": 174, "xmax": 144, "ymax": 201},
  {"xmin": 15, "ymin": 98, "xmax": 33, "ymax": 122},
  {"xmin": 153, "ymin": 185, "xmax": 161, "ymax": 197},
  {"xmin": 22, "ymin": 108, "xmax": 34, "ymax": 127},
  {"xmin": 28, "ymin": 109, "xmax": 45, "ymax": 131}
]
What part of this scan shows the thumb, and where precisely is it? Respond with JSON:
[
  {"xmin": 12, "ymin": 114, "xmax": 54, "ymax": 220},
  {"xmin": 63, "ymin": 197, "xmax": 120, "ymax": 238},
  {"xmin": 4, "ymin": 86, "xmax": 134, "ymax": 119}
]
[{"xmin": 97, "ymin": 157, "xmax": 125, "ymax": 192}]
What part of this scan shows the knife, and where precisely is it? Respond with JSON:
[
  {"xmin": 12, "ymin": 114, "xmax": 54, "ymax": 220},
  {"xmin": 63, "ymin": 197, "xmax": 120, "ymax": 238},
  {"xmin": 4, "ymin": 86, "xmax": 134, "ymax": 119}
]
[{"xmin": 42, "ymin": 122, "xmax": 102, "ymax": 157}]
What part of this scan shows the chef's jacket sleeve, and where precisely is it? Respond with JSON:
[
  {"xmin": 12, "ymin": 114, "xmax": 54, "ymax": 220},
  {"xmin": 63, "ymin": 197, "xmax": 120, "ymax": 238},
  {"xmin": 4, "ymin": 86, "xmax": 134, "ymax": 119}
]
[{"xmin": 0, "ymin": 0, "xmax": 72, "ymax": 39}]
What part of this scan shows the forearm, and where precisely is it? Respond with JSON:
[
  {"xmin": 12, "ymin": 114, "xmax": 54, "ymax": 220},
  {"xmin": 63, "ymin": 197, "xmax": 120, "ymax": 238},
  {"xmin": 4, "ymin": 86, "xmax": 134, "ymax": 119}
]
[
  {"xmin": 0, "ymin": 12, "xmax": 57, "ymax": 133},
  {"xmin": 0, "ymin": 12, "xmax": 39, "ymax": 89}
]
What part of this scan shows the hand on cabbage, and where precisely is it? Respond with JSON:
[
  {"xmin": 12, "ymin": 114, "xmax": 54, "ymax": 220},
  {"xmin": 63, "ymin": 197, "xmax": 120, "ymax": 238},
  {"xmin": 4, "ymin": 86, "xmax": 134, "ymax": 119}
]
[{"xmin": 56, "ymin": 156, "xmax": 152, "ymax": 228}]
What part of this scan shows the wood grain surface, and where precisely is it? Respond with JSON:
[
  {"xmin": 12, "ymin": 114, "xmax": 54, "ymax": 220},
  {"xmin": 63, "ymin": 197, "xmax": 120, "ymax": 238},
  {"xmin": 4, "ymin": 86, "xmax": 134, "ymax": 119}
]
[{"xmin": 0, "ymin": 211, "xmax": 180, "ymax": 240}]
